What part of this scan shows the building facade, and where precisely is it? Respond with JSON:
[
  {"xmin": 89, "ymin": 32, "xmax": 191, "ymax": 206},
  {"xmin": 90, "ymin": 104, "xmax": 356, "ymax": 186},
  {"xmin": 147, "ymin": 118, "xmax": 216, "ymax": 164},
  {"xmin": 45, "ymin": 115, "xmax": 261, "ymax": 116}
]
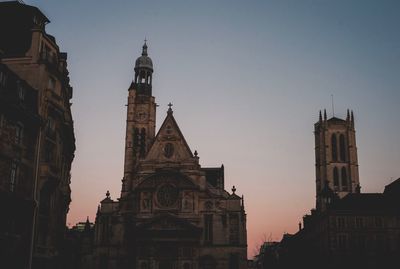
[
  {"xmin": 0, "ymin": 2, "xmax": 76, "ymax": 268},
  {"xmin": 0, "ymin": 62, "xmax": 41, "ymax": 269},
  {"xmin": 91, "ymin": 43, "xmax": 248, "ymax": 269}
]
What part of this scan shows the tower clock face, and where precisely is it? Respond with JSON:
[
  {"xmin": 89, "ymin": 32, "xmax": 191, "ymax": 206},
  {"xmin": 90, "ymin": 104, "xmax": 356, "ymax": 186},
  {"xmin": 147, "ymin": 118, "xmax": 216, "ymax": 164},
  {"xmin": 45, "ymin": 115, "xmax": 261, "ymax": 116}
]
[
  {"xmin": 156, "ymin": 184, "xmax": 178, "ymax": 207},
  {"xmin": 135, "ymin": 110, "xmax": 147, "ymax": 122}
]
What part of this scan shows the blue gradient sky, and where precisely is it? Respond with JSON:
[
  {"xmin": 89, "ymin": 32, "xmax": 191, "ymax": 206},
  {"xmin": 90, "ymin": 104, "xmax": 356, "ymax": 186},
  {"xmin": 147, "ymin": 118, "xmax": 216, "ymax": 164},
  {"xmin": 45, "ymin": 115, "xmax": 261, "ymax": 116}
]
[{"xmin": 24, "ymin": 0, "xmax": 400, "ymax": 256}]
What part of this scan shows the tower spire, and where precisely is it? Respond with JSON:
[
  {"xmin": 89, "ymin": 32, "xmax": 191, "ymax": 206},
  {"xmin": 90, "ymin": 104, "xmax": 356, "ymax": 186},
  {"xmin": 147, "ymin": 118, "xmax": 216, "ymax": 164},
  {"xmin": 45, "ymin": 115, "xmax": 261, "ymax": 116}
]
[{"xmin": 142, "ymin": 39, "xmax": 148, "ymax": 56}]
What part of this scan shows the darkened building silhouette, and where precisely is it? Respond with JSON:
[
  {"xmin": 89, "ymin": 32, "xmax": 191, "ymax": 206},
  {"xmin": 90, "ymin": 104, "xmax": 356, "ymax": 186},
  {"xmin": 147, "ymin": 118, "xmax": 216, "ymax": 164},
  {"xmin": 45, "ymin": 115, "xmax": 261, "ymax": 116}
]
[
  {"xmin": 0, "ymin": 62, "xmax": 40, "ymax": 269},
  {"xmin": 254, "ymin": 112, "xmax": 400, "ymax": 269},
  {"xmin": 84, "ymin": 43, "xmax": 248, "ymax": 269},
  {"xmin": 0, "ymin": 1, "xmax": 75, "ymax": 268}
]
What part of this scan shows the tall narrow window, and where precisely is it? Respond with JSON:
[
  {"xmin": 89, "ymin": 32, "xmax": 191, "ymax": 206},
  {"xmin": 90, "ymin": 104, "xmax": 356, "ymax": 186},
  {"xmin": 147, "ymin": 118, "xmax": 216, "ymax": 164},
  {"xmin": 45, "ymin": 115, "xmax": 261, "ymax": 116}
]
[
  {"xmin": 15, "ymin": 124, "xmax": 23, "ymax": 144},
  {"xmin": 331, "ymin": 134, "xmax": 338, "ymax": 161},
  {"xmin": 339, "ymin": 134, "xmax": 346, "ymax": 161},
  {"xmin": 10, "ymin": 161, "xmax": 18, "ymax": 192},
  {"xmin": 204, "ymin": 214, "xmax": 213, "ymax": 244},
  {"xmin": 341, "ymin": 167, "xmax": 348, "ymax": 188},
  {"xmin": 48, "ymin": 77, "xmax": 56, "ymax": 90},
  {"xmin": 333, "ymin": 167, "xmax": 339, "ymax": 187},
  {"xmin": 140, "ymin": 128, "xmax": 146, "ymax": 157}
]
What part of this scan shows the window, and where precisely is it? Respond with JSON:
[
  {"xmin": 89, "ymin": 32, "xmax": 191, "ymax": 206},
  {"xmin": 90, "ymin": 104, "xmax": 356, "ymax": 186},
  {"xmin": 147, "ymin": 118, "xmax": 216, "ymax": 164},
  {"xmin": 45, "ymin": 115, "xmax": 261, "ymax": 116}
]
[
  {"xmin": 17, "ymin": 81, "xmax": 25, "ymax": 101},
  {"xmin": 331, "ymin": 134, "xmax": 337, "ymax": 161},
  {"xmin": 337, "ymin": 234, "xmax": 347, "ymax": 249},
  {"xmin": 48, "ymin": 77, "xmax": 56, "ymax": 90},
  {"xmin": 337, "ymin": 217, "xmax": 345, "ymax": 229},
  {"xmin": 204, "ymin": 214, "xmax": 213, "ymax": 244},
  {"xmin": 356, "ymin": 217, "xmax": 364, "ymax": 228},
  {"xmin": 10, "ymin": 161, "xmax": 18, "ymax": 192},
  {"xmin": 341, "ymin": 167, "xmax": 348, "ymax": 189},
  {"xmin": 0, "ymin": 71, "xmax": 6, "ymax": 87},
  {"xmin": 15, "ymin": 124, "xmax": 23, "ymax": 144},
  {"xmin": 375, "ymin": 217, "xmax": 383, "ymax": 228},
  {"xmin": 333, "ymin": 167, "xmax": 339, "ymax": 187},
  {"xmin": 339, "ymin": 134, "xmax": 346, "ymax": 161}
]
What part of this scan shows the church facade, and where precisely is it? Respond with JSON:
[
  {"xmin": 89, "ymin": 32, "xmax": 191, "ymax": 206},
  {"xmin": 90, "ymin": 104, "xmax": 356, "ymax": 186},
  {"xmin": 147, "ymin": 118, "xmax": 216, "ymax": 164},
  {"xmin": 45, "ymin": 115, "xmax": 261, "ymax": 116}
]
[{"xmin": 90, "ymin": 43, "xmax": 247, "ymax": 269}]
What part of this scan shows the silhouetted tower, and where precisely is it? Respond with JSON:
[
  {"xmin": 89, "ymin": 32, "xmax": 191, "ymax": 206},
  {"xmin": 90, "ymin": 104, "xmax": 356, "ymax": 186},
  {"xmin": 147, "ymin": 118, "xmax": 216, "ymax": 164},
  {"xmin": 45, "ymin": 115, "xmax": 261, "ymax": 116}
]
[
  {"xmin": 314, "ymin": 109, "xmax": 360, "ymax": 211},
  {"xmin": 121, "ymin": 41, "xmax": 156, "ymax": 197}
]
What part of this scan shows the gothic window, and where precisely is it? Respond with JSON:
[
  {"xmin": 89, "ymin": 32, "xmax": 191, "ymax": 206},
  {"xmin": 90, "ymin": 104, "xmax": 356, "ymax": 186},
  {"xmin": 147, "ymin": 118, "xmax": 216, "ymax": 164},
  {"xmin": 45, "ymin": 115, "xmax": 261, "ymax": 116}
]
[
  {"xmin": 339, "ymin": 134, "xmax": 346, "ymax": 161},
  {"xmin": 341, "ymin": 167, "xmax": 348, "ymax": 189},
  {"xmin": 331, "ymin": 134, "xmax": 338, "ymax": 161},
  {"xmin": 333, "ymin": 167, "xmax": 339, "ymax": 187},
  {"xmin": 204, "ymin": 214, "xmax": 213, "ymax": 244},
  {"xmin": 10, "ymin": 161, "xmax": 18, "ymax": 192},
  {"xmin": 140, "ymin": 128, "xmax": 146, "ymax": 157}
]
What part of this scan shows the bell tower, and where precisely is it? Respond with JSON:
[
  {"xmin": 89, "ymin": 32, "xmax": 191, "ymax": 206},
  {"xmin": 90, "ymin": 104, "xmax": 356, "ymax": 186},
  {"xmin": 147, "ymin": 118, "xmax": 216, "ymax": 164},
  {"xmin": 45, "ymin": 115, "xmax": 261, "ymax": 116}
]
[
  {"xmin": 314, "ymin": 109, "xmax": 360, "ymax": 211},
  {"xmin": 121, "ymin": 41, "xmax": 156, "ymax": 197}
]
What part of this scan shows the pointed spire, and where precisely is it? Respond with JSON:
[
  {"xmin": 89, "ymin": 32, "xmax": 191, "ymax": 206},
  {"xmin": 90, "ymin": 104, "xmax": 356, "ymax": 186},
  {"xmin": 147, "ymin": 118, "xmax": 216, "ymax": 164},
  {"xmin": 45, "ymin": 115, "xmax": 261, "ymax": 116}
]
[
  {"xmin": 319, "ymin": 110, "xmax": 322, "ymax": 122},
  {"xmin": 351, "ymin": 110, "xmax": 354, "ymax": 122},
  {"xmin": 142, "ymin": 39, "xmax": 148, "ymax": 56},
  {"xmin": 84, "ymin": 216, "xmax": 91, "ymax": 232},
  {"xmin": 346, "ymin": 109, "xmax": 350, "ymax": 121},
  {"xmin": 323, "ymin": 109, "xmax": 327, "ymax": 121}
]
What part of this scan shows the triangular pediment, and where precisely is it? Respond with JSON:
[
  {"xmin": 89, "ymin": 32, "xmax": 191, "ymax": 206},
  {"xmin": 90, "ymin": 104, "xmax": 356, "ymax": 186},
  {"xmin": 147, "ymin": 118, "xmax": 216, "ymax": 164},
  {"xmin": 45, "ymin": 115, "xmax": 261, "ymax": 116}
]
[{"xmin": 145, "ymin": 110, "xmax": 194, "ymax": 162}]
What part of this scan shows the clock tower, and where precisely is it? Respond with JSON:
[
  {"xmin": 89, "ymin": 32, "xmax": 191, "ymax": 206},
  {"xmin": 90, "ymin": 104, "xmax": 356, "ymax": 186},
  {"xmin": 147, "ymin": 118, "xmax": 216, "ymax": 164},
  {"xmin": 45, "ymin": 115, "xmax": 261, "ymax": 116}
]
[{"xmin": 122, "ymin": 41, "xmax": 157, "ymax": 198}]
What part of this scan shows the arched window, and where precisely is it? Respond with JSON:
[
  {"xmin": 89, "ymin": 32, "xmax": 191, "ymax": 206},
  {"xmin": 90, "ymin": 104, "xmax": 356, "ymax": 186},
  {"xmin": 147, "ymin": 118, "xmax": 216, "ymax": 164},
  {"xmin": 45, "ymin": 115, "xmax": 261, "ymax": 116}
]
[
  {"xmin": 339, "ymin": 134, "xmax": 346, "ymax": 161},
  {"xmin": 341, "ymin": 167, "xmax": 347, "ymax": 187},
  {"xmin": 331, "ymin": 134, "xmax": 338, "ymax": 161},
  {"xmin": 140, "ymin": 128, "xmax": 146, "ymax": 157},
  {"xmin": 333, "ymin": 167, "xmax": 339, "ymax": 187}
]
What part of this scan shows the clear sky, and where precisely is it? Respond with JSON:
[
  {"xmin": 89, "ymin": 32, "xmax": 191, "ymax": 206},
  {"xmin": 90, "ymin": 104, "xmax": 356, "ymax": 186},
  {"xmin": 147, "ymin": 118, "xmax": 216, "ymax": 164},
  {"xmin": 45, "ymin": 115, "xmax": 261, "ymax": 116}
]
[{"xmin": 23, "ymin": 0, "xmax": 400, "ymax": 257}]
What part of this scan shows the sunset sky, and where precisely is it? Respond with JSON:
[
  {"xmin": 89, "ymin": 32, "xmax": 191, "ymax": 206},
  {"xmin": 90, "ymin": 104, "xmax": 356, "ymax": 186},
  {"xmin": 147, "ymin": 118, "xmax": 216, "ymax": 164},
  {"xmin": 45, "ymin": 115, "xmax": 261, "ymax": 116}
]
[{"xmin": 25, "ymin": 0, "xmax": 400, "ymax": 257}]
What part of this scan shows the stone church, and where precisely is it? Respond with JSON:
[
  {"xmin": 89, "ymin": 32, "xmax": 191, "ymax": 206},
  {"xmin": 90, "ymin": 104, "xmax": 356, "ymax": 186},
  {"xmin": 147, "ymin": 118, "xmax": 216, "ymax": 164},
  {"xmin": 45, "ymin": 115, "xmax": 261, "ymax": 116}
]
[{"xmin": 90, "ymin": 42, "xmax": 247, "ymax": 269}]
